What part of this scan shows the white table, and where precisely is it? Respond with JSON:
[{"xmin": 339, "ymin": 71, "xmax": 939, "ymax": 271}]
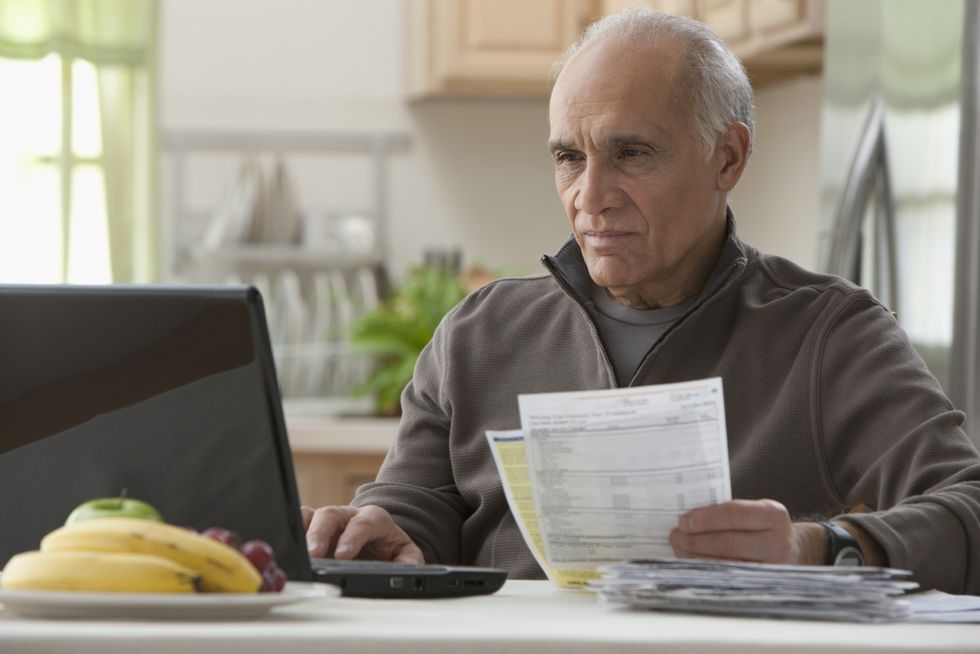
[{"xmin": 1, "ymin": 581, "xmax": 978, "ymax": 654}]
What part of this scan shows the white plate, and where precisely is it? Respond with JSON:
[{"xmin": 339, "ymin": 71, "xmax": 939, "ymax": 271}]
[{"xmin": 0, "ymin": 581, "xmax": 338, "ymax": 621}]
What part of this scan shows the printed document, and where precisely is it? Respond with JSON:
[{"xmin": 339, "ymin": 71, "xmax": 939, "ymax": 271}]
[
  {"xmin": 518, "ymin": 378, "xmax": 731, "ymax": 568},
  {"xmin": 486, "ymin": 378, "xmax": 731, "ymax": 588},
  {"xmin": 485, "ymin": 430, "xmax": 597, "ymax": 589}
]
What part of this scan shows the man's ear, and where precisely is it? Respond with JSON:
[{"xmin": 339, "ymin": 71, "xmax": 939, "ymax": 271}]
[{"xmin": 716, "ymin": 122, "xmax": 751, "ymax": 192}]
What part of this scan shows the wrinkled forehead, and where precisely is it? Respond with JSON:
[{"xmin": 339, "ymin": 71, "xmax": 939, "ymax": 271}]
[
  {"xmin": 549, "ymin": 36, "xmax": 690, "ymax": 124},
  {"xmin": 548, "ymin": 37, "xmax": 691, "ymax": 136}
]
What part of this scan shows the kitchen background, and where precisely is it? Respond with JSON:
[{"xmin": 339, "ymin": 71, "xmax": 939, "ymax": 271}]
[
  {"xmin": 158, "ymin": 0, "xmax": 822, "ymax": 278},
  {"xmin": 4, "ymin": 0, "xmax": 976, "ymax": 506},
  {"xmin": 158, "ymin": 0, "xmax": 823, "ymax": 428}
]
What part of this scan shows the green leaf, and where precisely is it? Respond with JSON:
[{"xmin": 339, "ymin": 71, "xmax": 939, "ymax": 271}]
[{"xmin": 344, "ymin": 266, "xmax": 465, "ymax": 414}]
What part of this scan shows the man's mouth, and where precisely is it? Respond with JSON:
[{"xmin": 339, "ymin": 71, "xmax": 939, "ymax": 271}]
[{"xmin": 582, "ymin": 230, "xmax": 634, "ymax": 249}]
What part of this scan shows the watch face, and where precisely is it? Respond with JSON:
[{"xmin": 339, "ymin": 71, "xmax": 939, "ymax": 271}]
[{"xmin": 835, "ymin": 546, "xmax": 864, "ymax": 567}]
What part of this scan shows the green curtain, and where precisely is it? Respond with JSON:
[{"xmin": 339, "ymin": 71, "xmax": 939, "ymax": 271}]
[
  {"xmin": 825, "ymin": 0, "xmax": 964, "ymax": 109},
  {"xmin": 0, "ymin": 0, "xmax": 156, "ymax": 282},
  {"xmin": 0, "ymin": 0, "xmax": 152, "ymax": 65}
]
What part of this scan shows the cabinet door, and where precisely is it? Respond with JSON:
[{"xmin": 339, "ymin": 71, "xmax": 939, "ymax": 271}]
[
  {"xmin": 748, "ymin": 0, "xmax": 804, "ymax": 34},
  {"xmin": 695, "ymin": 0, "xmax": 749, "ymax": 45},
  {"xmin": 412, "ymin": 0, "xmax": 598, "ymax": 97},
  {"xmin": 601, "ymin": 0, "xmax": 696, "ymax": 17},
  {"xmin": 292, "ymin": 452, "xmax": 387, "ymax": 507}
]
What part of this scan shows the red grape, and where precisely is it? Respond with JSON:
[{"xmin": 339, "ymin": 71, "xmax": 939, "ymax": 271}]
[
  {"xmin": 263, "ymin": 565, "xmax": 287, "ymax": 593},
  {"xmin": 203, "ymin": 526, "xmax": 240, "ymax": 549},
  {"xmin": 241, "ymin": 539, "xmax": 275, "ymax": 572}
]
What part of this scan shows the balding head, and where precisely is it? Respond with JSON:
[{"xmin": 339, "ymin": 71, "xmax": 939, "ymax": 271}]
[{"xmin": 553, "ymin": 8, "xmax": 755, "ymax": 159}]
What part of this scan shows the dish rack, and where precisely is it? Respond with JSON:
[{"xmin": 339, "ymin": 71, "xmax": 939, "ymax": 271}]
[{"xmin": 159, "ymin": 128, "xmax": 410, "ymax": 416}]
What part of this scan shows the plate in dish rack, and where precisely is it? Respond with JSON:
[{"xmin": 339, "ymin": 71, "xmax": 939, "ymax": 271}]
[{"xmin": 0, "ymin": 581, "xmax": 339, "ymax": 620}]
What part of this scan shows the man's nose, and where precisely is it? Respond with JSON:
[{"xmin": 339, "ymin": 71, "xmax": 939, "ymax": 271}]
[{"xmin": 574, "ymin": 162, "xmax": 621, "ymax": 216}]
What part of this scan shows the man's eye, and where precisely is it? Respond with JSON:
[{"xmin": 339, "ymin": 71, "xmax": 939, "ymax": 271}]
[
  {"xmin": 621, "ymin": 147, "xmax": 645, "ymax": 158},
  {"xmin": 554, "ymin": 151, "xmax": 581, "ymax": 164}
]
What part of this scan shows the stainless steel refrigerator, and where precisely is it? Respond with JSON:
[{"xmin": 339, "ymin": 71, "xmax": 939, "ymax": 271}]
[{"xmin": 820, "ymin": 0, "xmax": 980, "ymax": 446}]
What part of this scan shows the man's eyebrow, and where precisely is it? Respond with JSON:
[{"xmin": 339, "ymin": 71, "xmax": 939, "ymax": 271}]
[
  {"xmin": 548, "ymin": 139, "xmax": 574, "ymax": 153},
  {"xmin": 604, "ymin": 135, "xmax": 655, "ymax": 148},
  {"xmin": 548, "ymin": 135, "xmax": 657, "ymax": 153}
]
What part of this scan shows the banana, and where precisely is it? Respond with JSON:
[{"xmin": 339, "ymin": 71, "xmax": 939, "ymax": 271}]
[
  {"xmin": 1, "ymin": 550, "xmax": 199, "ymax": 593},
  {"xmin": 40, "ymin": 518, "xmax": 262, "ymax": 593}
]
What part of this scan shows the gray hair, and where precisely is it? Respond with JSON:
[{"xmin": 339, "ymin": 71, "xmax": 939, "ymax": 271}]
[{"xmin": 552, "ymin": 7, "xmax": 755, "ymax": 158}]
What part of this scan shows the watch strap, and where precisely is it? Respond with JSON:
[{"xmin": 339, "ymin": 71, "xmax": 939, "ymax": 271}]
[{"xmin": 820, "ymin": 521, "xmax": 863, "ymax": 566}]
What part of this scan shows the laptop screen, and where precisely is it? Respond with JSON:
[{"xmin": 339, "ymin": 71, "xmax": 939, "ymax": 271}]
[{"xmin": 0, "ymin": 285, "xmax": 312, "ymax": 580}]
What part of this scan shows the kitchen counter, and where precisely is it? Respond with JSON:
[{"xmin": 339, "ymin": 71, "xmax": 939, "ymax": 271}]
[{"xmin": 285, "ymin": 415, "xmax": 398, "ymax": 455}]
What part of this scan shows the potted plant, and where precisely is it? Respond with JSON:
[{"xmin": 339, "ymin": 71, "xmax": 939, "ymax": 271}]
[{"xmin": 350, "ymin": 266, "xmax": 465, "ymax": 416}]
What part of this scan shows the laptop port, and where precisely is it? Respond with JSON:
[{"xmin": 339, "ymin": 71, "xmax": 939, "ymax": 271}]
[
  {"xmin": 463, "ymin": 579, "xmax": 485, "ymax": 587},
  {"xmin": 413, "ymin": 578, "xmax": 426, "ymax": 591}
]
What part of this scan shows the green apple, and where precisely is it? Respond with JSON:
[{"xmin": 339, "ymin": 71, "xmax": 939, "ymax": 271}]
[{"xmin": 65, "ymin": 496, "xmax": 164, "ymax": 525}]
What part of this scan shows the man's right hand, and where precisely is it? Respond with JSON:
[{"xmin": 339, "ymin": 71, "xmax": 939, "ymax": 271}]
[{"xmin": 301, "ymin": 504, "xmax": 424, "ymax": 564}]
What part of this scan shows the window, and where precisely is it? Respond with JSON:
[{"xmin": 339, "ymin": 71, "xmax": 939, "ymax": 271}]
[
  {"xmin": 0, "ymin": 54, "xmax": 112, "ymax": 283},
  {"xmin": 0, "ymin": 0, "xmax": 156, "ymax": 284}
]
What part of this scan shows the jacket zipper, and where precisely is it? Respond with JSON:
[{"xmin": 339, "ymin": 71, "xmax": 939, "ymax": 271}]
[
  {"xmin": 540, "ymin": 255, "xmax": 618, "ymax": 389},
  {"xmin": 626, "ymin": 257, "xmax": 746, "ymax": 386},
  {"xmin": 542, "ymin": 253, "xmax": 748, "ymax": 389}
]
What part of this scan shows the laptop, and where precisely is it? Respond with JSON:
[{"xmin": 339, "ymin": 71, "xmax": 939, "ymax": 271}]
[{"xmin": 0, "ymin": 284, "xmax": 506, "ymax": 598}]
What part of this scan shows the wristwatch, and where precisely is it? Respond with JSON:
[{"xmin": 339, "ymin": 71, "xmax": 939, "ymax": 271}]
[{"xmin": 820, "ymin": 521, "xmax": 864, "ymax": 566}]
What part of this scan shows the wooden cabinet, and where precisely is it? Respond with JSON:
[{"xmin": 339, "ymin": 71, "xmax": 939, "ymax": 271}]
[
  {"xmin": 409, "ymin": 0, "xmax": 598, "ymax": 97},
  {"xmin": 749, "ymin": 0, "xmax": 811, "ymax": 33},
  {"xmin": 602, "ymin": 0, "xmax": 825, "ymax": 84},
  {"xmin": 409, "ymin": 0, "xmax": 825, "ymax": 97},
  {"xmin": 287, "ymin": 416, "xmax": 397, "ymax": 508},
  {"xmin": 292, "ymin": 452, "xmax": 388, "ymax": 508},
  {"xmin": 603, "ymin": 0, "xmax": 695, "ymax": 16},
  {"xmin": 696, "ymin": 0, "xmax": 750, "ymax": 45},
  {"xmin": 722, "ymin": 0, "xmax": 825, "ymax": 84}
]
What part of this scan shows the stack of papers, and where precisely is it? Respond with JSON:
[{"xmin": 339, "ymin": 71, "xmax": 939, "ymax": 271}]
[
  {"xmin": 594, "ymin": 558, "xmax": 918, "ymax": 622},
  {"xmin": 486, "ymin": 378, "xmax": 980, "ymax": 623}
]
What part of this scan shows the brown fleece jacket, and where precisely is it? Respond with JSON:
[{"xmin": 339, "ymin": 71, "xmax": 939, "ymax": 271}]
[{"xmin": 353, "ymin": 218, "xmax": 980, "ymax": 594}]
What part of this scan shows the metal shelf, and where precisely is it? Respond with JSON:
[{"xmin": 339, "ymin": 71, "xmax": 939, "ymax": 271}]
[
  {"xmin": 184, "ymin": 245, "xmax": 383, "ymax": 270},
  {"xmin": 159, "ymin": 128, "xmax": 410, "ymax": 415},
  {"xmin": 160, "ymin": 127, "xmax": 410, "ymax": 280}
]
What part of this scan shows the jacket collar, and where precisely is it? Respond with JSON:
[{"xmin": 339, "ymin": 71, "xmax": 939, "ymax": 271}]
[{"xmin": 541, "ymin": 206, "xmax": 750, "ymax": 305}]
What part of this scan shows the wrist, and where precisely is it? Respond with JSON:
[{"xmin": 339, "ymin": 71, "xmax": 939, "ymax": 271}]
[
  {"xmin": 793, "ymin": 520, "xmax": 889, "ymax": 567},
  {"xmin": 820, "ymin": 521, "xmax": 864, "ymax": 566},
  {"xmin": 836, "ymin": 520, "xmax": 888, "ymax": 567},
  {"xmin": 791, "ymin": 522, "xmax": 829, "ymax": 565}
]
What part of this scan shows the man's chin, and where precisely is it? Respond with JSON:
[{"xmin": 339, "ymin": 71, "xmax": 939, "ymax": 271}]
[
  {"xmin": 584, "ymin": 252, "xmax": 662, "ymax": 291},
  {"xmin": 587, "ymin": 269, "xmax": 638, "ymax": 293}
]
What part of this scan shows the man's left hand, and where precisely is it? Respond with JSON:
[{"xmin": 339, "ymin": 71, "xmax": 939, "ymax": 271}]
[{"xmin": 668, "ymin": 499, "xmax": 824, "ymax": 564}]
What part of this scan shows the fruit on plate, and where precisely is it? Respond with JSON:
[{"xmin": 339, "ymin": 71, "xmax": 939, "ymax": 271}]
[
  {"xmin": 65, "ymin": 495, "xmax": 163, "ymax": 525},
  {"xmin": 240, "ymin": 539, "xmax": 275, "ymax": 573},
  {"xmin": 41, "ymin": 518, "xmax": 262, "ymax": 593},
  {"xmin": 202, "ymin": 526, "xmax": 241, "ymax": 549},
  {"xmin": 238, "ymin": 539, "xmax": 286, "ymax": 592},
  {"xmin": 1, "ymin": 550, "xmax": 199, "ymax": 593}
]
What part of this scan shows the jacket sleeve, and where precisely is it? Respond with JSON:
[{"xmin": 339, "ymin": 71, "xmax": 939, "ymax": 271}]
[
  {"xmin": 816, "ymin": 292, "xmax": 980, "ymax": 593},
  {"xmin": 349, "ymin": 312, "xmax": 470, "ymax": 565}
]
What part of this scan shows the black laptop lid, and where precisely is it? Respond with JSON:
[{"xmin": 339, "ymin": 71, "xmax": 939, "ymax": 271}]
[{"xmin": 0, "ymin": 284, "xmax": 312, "ymax": 581}]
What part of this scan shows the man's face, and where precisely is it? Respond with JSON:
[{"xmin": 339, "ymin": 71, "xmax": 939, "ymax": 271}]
[{"xmin": 548, "ymin": 39, "xmax": 732, "ymax": 305}]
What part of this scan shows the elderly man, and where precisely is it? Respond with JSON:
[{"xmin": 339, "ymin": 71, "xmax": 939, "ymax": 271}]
[{"xmin": 304, "ymin": 8, "xmax": 980, "ymax": 594}]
